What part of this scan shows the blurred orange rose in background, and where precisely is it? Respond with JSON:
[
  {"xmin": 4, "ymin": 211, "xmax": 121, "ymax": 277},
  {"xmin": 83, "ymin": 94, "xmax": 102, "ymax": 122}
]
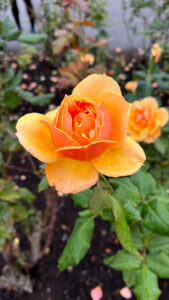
[
  {"xmin": 125, "ymin": 81, "xmax": 138, "ymax": 93},
  {"xmin": 151, "ymin": 43, "xmax": 161, "ymax": 63},
  {"xmin": 128, "ymin": 97, "xmax": 169, "ymax": 143},
  {"xmin": 16, "ymin": 74, "xmax": 145, "ymax": 194},
  {"xmin": 80, "ymin": 53, "xmax": 95, "ymax": 65}
]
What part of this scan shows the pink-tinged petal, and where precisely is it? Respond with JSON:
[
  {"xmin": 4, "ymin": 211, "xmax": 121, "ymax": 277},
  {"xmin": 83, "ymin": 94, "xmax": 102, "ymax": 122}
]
[
  {"xmin": 120, "ymin": 287, "xmax": 132, "ymax": 299},
  {"xmin": 72, "ymin": 74, "xmax": 122, "ymax": 103},
  {"xmin": 92, "ymin": 136, "xmax": 145, "ymax": 177},
  {"xmin": 16, "ymin": 113, "xmax": 58, "ymax": 163},
  {"xmin": 90, "ymin": 286, "xmax": 103, "ymax": 300},
  {"xmin": 46, "ymin": 156, "xmax": 99, "ymax": 194}
]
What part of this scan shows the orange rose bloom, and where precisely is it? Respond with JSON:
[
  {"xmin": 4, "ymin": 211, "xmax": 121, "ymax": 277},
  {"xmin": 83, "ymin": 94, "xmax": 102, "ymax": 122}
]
[
  {"xmin": 125, "ymin": 81, "xmax": 138, "ymax": 93},
  {"xmin": 151, "ymin": 43, "xmax": 161, "ymax": 63},
  {"xmin": 128, "ymin": 97, "xmax": 169, "ymax": 143},
  {"xmin": 16, "ymin": 74, "xmax": 145, "ymax": 194},
  {"xmin": 80, "ymin": 53, "xmax": 95, "ymax": 65}
]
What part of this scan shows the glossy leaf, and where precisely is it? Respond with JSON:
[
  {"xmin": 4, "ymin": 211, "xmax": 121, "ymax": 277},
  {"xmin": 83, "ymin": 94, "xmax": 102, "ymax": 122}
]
[
  {"xmin": 131, "ymin": 170, "xmax": 156, "ymax": 199},
  {"xmin": 142, "ymin": 200, "xmax": 169, "ymax": 236},
  {"xmin": 104, "ymin": 250, "xmax": 141, "ymax": 271},
  {"xmin": 110, "ymin": 195, "xmax": 138, "ymax": 255},
  {"xmin": 58, "ymin": 217, "xmax": 94, "ymax": 271},
  {"xmin": 4, "ymin": 90, "xmax": 21, "ymax": 109},
  {"xmin": 38, "ymin": 177, "xmax": 49, "ymax": 193},
  {"xmin": 146, "ymin": 252, "xmax": 169, "ymax": 278},
  {"xmin": 110, "ymin": 177, "xmax": 141, "ymax": 204},
  {"xmin": 72, "ymin": 189, "xmax": 92, "ymax": 209},
  {"xmin": 88, "ymin": 187, "xmax": 112, "ymax": 215},
  {"xmin": 148, "ymin": 235, "xmax": 169, "ymax": 254},
  {"xmin": 134, "ymin": 265, "xmax": 161, "ymax": 300},
  {"xmin": 18, "ymin": 33, "xmax": 47, "ymax": 44}
]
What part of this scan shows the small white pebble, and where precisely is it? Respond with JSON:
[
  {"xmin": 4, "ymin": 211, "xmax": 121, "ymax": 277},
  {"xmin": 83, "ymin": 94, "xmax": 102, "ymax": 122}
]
[{"xmin": 20, "ymin": 175, "xmax": 26, "ymax": 180}]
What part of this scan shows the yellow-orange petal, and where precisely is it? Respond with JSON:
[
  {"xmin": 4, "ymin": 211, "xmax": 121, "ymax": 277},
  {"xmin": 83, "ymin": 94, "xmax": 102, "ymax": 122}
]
[
  {"xmin": 16, "ymin": 113, "xmax": 58, "ymax": 163},
  {"xmin": 141, "ymin": 97, "xmax": 158, "ymax": 110},
  {"xmin": 92, "ymin": 136, "xmax": 146, "ymax": 177},
  {"xmin": 56, "ymin": 140, "xmax": 116, "ymax": 161},
  {"xmin": 98, "ymin": 90, "xmax": 130, "ymax": 144},
  {"xmin": 156, "ymin": 108, "xmax": 169, "ymax": 127},
  {"xmin": 72, "ymin": 74, "xmax": 122, "ymax": 103},
  {"xmin": 46, "ymin": 107, "xmax": 59, "ymax": 120},
  {"xmin": 46, "ymin": 156, "xmax": 99, "ymax": 194},
  {"xmin": 144, "ymin": 128, "xmax": 161, "ymax": 143}
]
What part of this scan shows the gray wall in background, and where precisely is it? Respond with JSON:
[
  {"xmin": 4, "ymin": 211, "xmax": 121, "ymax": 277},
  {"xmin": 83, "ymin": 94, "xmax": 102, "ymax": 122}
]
[{"xmin": 1, "ymin": 0, "xmax": 152, "ymax": 50}]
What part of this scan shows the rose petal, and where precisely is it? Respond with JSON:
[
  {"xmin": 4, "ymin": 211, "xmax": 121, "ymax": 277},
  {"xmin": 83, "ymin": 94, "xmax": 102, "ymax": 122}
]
[
  {"xmin": 120, "ymin": 287, "xmax": 132, "ymax": 299},
  {"xmin": 156, "ymin": 108, "xmax": 169, "ymax": 127},
  {"xmin": 46, "ymin": 157, "xmax": 99, "ymax": 194},
  {"xmin": 92, "ymin": 136, "xmax": 145, "ymax": 177},
  {"xmin": 98, "ymin": 90, "xmax": 130, "ymax": 144},
  {"xmin": 51, "ymin": 126, "xmax": 80, "ymax": 148},
  {"xmin": 56, "ymin": 140, "xmax": 116, "ymax": 161},
  {"xmin": 141, "ymin": 97, "xmax": 158, "ymax": 110},
  {"xmin": 72, "ymin": 74, "xmax": 121, "ymax": 103},
  {"xmin": 90, "ymin": 286, "xmax": 103, "ymax": 300},
  {"xmin": 16, "ymin": 113, "xmax": 58, "ymax": 163}
]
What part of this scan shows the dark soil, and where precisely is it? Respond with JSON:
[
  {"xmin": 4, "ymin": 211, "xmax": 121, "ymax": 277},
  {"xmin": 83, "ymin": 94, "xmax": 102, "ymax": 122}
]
[{"xmin": 1, "ymin": 54, "xmax": 169, "ymax": 300}]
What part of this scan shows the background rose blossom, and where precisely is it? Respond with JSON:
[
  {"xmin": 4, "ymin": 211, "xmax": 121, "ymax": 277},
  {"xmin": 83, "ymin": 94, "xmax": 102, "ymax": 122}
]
[{"xmin": 128, "ymin": 97, "xmax": 169, "ymax": 143}]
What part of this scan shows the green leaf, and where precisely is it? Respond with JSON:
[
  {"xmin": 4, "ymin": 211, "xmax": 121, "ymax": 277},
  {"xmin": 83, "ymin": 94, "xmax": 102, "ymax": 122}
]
[
  {"xmin": 146, "ymin": 252, "xmax": 169, "ymax": 278},
  {"xmin": 19, "ymin": 188, "xmax": 35, "ymax": 204},
  {"xmin": 4, "ymin": 90, "xmax": 21, "ymax": 109},
  {"xmin": 110, "ymin": 177, "xmax": 141, "ymax": 204},
  {"xmin": 2, "ymin": 68, "xmax": 15, "ymax": 84},
  {"xmin": 123, "ymin": 201, "xmax": 142, "ymax": 224},
  {"xmin": 134, "ymin": 265, "xmax": 161, "ymax": 300},
  {"xmin": 136, "ymin": 80, "xmax": 153, "ymax": 98},
  {"xmin": 154, "ymin": 137, "xmax": 168, "ymax": 155},
  {"xmin": 18, "ymin": 33, "xmax": 47, "ymax": 44},
  {"xmin": 58, "ymin": 217, "xmax": 94, "ymax": 271},
  {"xmin": 130, "ymin": 170, "xmax": 156, "ymax": 199},
  {"xmin": 0, "ymin": 180, "xmax": 20, "ymax": 202},
  {"xmin": 5, "ymin": 71, "xmax": 22, "ymax": 91},
  {"xmin": 38, "ymin": 177, "xmax": 49, "ymax": 192},
  {"xmin": 78, "ymin": 209, "xmax": 93, "ymax": 218},
  {"xmin": 88, "ymin": 187, "xmax": 112, "ymax": 215},
  {"xmin": 104, "ymin": 250, "xmax": 141, "ymax": 271},
  {"xmin": 2, "ymin": 17, "xmax": 20, "ymax": 41},
  {"xmin": 110, "ymin": 196, "xmax": 138, "ymax": 255},
  {"xmin": 15, "ymin": 87, "xmax": 54, "ymax": 106},
  {"xmin": 0, "ymin": 136, "xmax": 20, "ymax": 152},
  {"xmin": 71, "ymin": 189, "xmax": 92, "ymax": 209},
  {"xmin": 148, "ymin": 235, "xmax": 169, "ymax": 254},
  {"xmin": 142, "ymin": 200, "xmax": 169, "ymax": 235},
  {"xmin": 123, "ymin": 270, "xmax": 137, "ymax": 288},
  {"xmin": 133, "ymin": 70, "xmax": 146, "ymax": 79}
]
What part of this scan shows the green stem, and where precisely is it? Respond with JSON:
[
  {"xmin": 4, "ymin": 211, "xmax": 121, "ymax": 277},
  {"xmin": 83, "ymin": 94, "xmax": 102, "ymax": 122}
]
[{"xmin": 100, "ymin": 174, "xmax": 114, "ymax": 193}]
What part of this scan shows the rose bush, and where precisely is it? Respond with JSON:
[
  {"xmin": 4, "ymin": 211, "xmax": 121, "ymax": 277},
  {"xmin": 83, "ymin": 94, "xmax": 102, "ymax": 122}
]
[
  {"xmin": 16, "ymin": 74, "xmax": 145, "ymax": 194},
  {"xmin": 128, "ymin": 97, "xmax": 169, "ymax": 143}
]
